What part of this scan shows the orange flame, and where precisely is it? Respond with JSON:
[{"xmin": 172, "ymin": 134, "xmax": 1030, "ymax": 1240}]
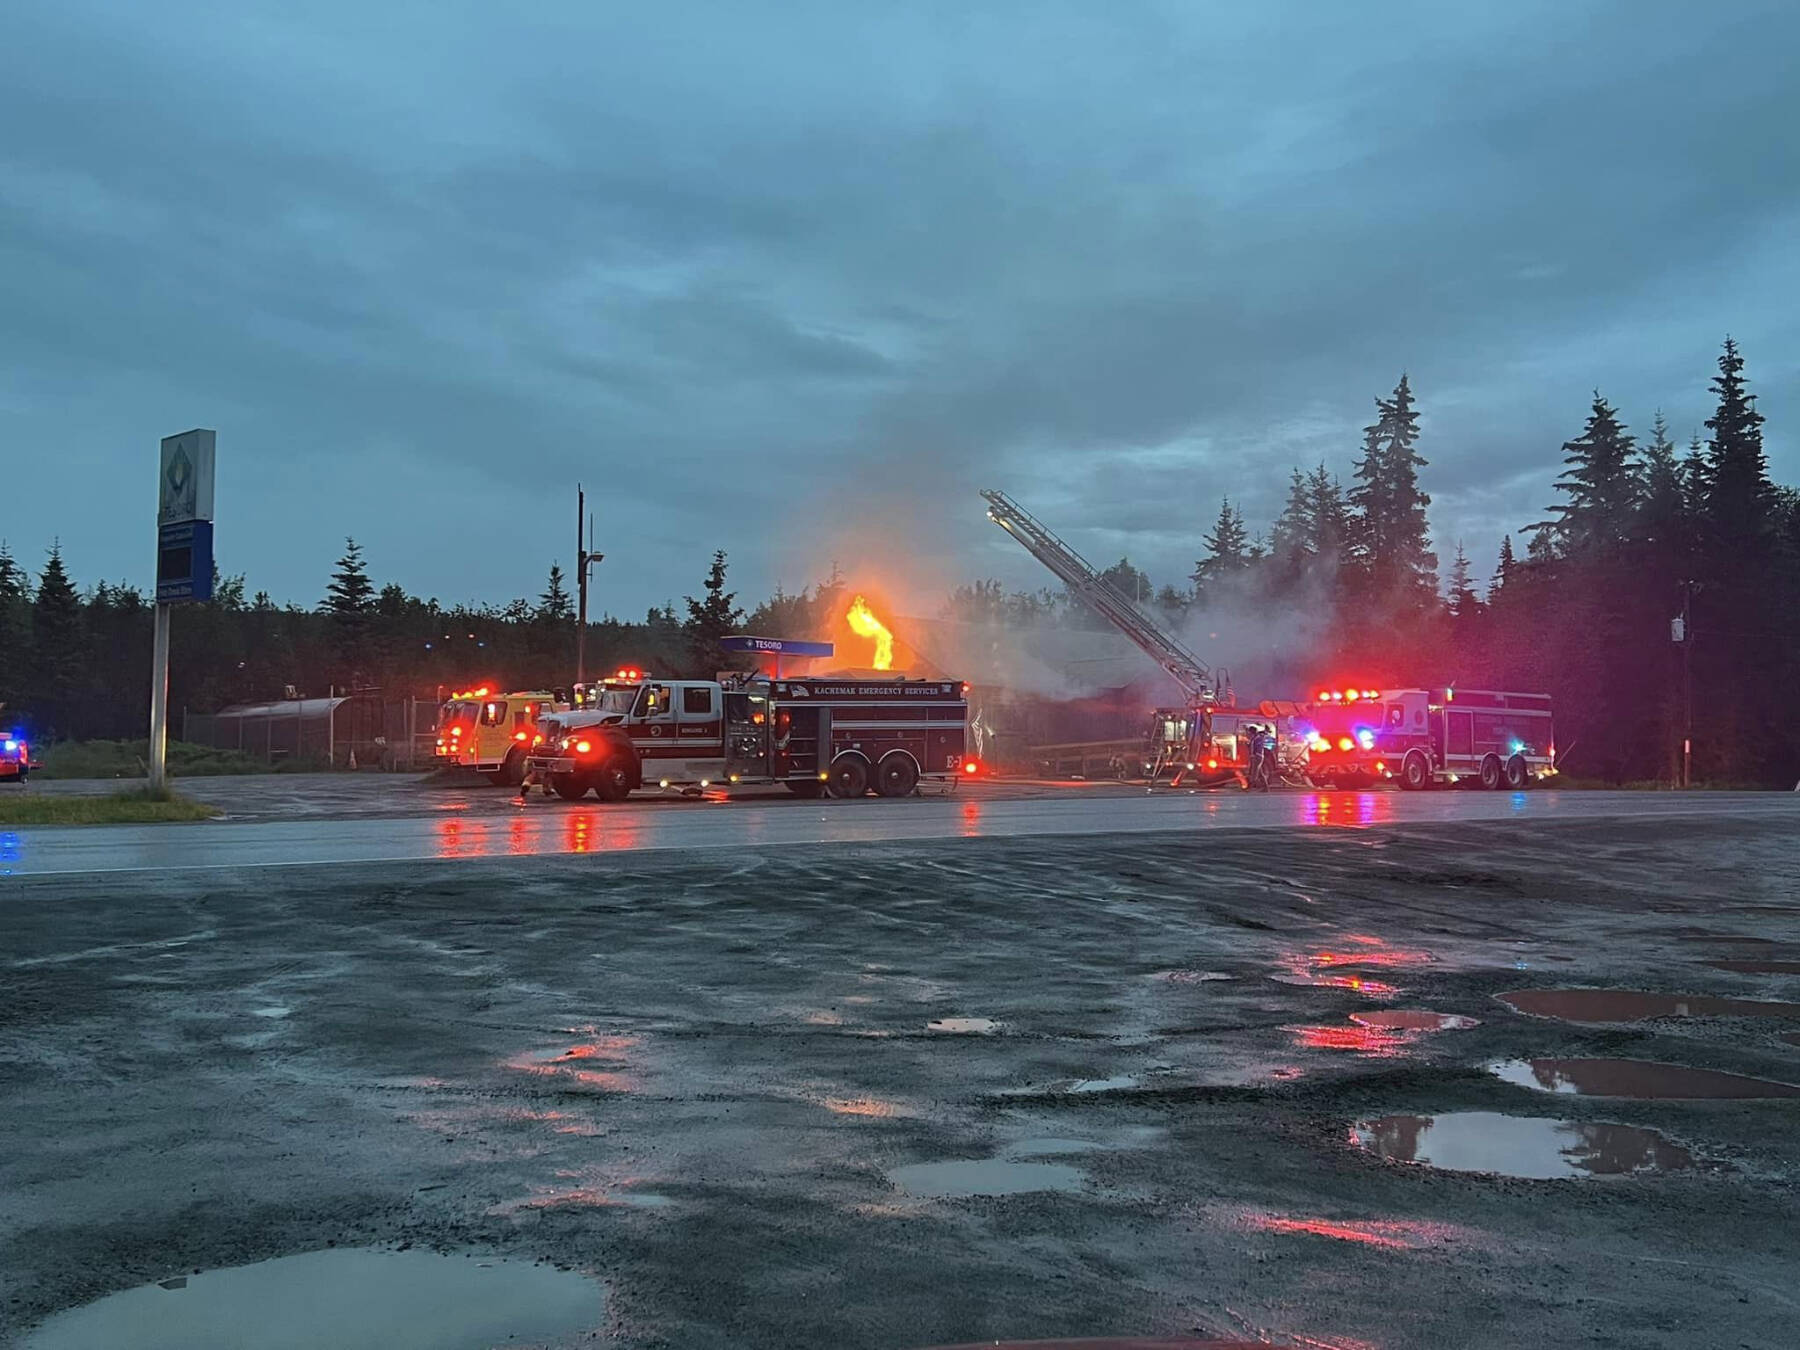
[{"xmin": 845, "ymin": 594, "xmax": 893, "ymax": 670}]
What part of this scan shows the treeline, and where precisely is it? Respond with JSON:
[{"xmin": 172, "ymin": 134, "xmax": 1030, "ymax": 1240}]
[
  {"xmin": 0, "ymin": 535, "xmax": 841, "ymax": 744},
  {"xmin": 944, "ymin": 340, "xmax": 1799, "ymax": 786},
  {"xmin": 2, "ymin": 339, "xmax": 1793, "ymax": 783}
]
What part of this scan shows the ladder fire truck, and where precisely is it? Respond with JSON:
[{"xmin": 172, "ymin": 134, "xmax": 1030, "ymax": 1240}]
[
  {"xmin": 526, "ymin": 667, "xmax": 972, "ymax": 802},
  {"xmin": 981, "ymin": 490, "xmax": 1247, "ymax": 782}
]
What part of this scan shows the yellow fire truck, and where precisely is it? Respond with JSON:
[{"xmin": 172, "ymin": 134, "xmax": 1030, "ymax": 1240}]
[{"xmin": 434, "ymin": 687, "xmax": 563, "ymax": 785}]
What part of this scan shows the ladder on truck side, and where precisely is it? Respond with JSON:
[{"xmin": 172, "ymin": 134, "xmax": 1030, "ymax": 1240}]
[{"xmin": 981, "ymin": 489, "xmax": 1225, "ymax": 779}]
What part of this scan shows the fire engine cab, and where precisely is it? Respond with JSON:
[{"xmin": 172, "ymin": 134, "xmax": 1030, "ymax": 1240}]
[
  {"xmin": 1296, "ymin": 686, "xmax": 1556, "ymax": 790},
  {"xmin": 435, "ymin": 688, "xmax": 564, "ymax": 786},
  {"xmin": 528, "ymin": 669, "xmax": 971, "ymax": 802}
]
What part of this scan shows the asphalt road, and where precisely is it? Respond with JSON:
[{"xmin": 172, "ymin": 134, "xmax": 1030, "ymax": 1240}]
[
  {"xmin": 3, "ymin": 785, "xmax": 1796, "ymax": 877},
  {"xmin": 5, "ymin": 806, "xmax": 1800, "ymax": 1349}
]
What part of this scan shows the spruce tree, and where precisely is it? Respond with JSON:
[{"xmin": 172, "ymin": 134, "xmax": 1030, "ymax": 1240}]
[
  {"xmin": 1547, "ymin": 393, "xmax": 1638, "ymax": 554},
  {"xmin": 683, "ymin": 551, "xmax": 742, "ymax": 676},
  {"xmin": 1445, "ymin": 542, "xmax": 1480, "ymax": 618},
  {"xmin": 0, "ymin": 541, "xmax": 30, "ymax": 707},
  {"xmin": 1488, "ymin": 534, "xmax": 1516, "ymax": 602},
  {"xmin": 324, "ymin": 539, "xmax": 375, "ymax": 616},
  {"xmin": 1269, "ymin": 469, "xmax": 1313, "ymax": 572},
  {"xmin": 1637, "ymin": 411, "xmax": 1686, "ymax": 549},
  {"xmin": 1306, "ymin": 463, "xmax": 1349, "ymax": 568},
  {"xmin": 539, "ymin": 563, "xmax": 573, "ymax": 623},
  {"xmin": 1350, "ymin": 374, "xmax": 1436, "ymax": 605},
  {"xmin": 1191, "ymin": 499, "xmax": 1249, "ymax": 599},
  {"xmin": 1702, "ymin": 337, "xmax": 1773, "ymax": 550},
  {"xmin": 32, "ymin": 543, "xmax": 86, "ymax": 736}
]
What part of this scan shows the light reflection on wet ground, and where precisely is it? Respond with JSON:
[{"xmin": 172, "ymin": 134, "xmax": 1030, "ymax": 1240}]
[
  {"xmin": 1489, "ymin": 1057, "xmax": 1800, "ymax": 1099},
  {"xmin": 1234, "ymin": 1206, "xmax": 1475, "ymax": 1250},
  {"xmin": 1289, "ymin": 1008, "xmax": 1480, "ymax": 1055},
  {"xmin": 1349, "ymin": 1112, "xmax": 1694, "ymax": 1178}
]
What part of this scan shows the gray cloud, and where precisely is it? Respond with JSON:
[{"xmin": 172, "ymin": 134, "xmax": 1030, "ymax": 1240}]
[{"xmin": 3, "ymin": 0, "xmax": 1795, "ymax": 619}]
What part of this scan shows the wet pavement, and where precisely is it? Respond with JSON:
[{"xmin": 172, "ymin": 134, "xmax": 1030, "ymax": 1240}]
[
  {"xmin": 5, "ymin": 804, "xmax": 1800, "ymax": 1347},
  {"xmin": 4, "ymin": 777, "xmax": 1797, "ymax": 875}
]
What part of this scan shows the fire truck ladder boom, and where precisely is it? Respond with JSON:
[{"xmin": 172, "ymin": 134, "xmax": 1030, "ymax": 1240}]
[{"xmin": 981, "ymin": 489, "xmax": 1215, "ymax": 703}]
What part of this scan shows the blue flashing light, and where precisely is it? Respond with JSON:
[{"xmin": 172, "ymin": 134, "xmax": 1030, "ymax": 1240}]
[
  {"xmin": 1356, "ymin": 728, "xmax": 1375, "ymax": 750},
  {"xmin": 1509, "ymin": 738, "xmax": 1524, "ymax": 755}
]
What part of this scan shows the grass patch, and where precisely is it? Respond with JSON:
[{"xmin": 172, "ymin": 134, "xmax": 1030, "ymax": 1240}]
[
  {"xmin": 38, "ymin": 739, "xmax": 268, "ymax": 780},
  {"xmin": 0, "ymin": 785, "xmax": 221, "ymax": 826}
]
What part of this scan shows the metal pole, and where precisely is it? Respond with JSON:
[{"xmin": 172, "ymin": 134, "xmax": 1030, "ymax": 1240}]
[
  {"xmin": 149, "ymin": 602, "xmax": 171, "ymax": 791},
  {"xmin": 576, "ymin": 483, "xmax": 587, "ymax": 683}
]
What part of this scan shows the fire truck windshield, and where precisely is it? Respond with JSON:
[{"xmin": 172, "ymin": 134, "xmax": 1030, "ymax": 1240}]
[{"xmin": 588, "ymin": 687, "xmax": 637, "ymax": 714}]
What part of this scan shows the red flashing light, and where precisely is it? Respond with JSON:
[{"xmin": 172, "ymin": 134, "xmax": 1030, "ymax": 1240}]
[
  {"xmin": 1337, "ymin": 736, "xmax": 1354, "ymax": 751},
  {"xmin": 1344, "ymin": 689, "xmax": 1359, "ymax": 701},
  {"xmin": 615, "ymin": 667, "xmax": 644, "ymax": 681},
  {"xmin": 1206, "ymin": 758, "xmax": 1218, "ymax": 769},
  {"xmin": 1316, "ymin": 690, "xmax": 1331, "ymax": 702},
  {"xmin": 513, "ymin": 731, "xmax": 527, "ymax": 741},
  {"xmin": 575, "ymin": 740, "xmax": 592, "ymax": 754},
  {"xmin": 963, "ymin": 760, "xmax": 980, "ymax": 775}
]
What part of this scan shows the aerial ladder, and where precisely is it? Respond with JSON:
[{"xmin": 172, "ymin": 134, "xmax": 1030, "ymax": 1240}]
[{"xmin": 982, "ymin": 489, "xmax": 1235, "ymax": 780}]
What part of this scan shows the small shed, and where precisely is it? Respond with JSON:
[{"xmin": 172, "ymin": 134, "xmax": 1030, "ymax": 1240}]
[{"xmin": 184, "ymin": 694, "xmax": 416, "ymax": 767}]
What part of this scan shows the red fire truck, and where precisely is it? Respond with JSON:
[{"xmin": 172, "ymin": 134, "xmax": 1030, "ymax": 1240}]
[
  {"xmin": 1296, "ymin": 686, "xmax": 1556, "ymax": 790},
  {"xmin": 527, "ymin": 670, "xmax": 973, "ymax": 802}
]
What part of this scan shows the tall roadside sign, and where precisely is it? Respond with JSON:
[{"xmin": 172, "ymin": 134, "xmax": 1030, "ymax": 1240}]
[{"xmin": 151, "ymin": 430, "xmax": 216, "ymax": 791}]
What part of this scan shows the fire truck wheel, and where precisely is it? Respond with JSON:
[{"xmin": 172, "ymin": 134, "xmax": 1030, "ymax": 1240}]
[
  {"xmin": 826, "ymin": 756, "xmax": 870, "ymax": 799},
  {"xmin": 1505, "ymin": 754, "xmax": 1531, "ymax": 789},
  {"xmin": 875, "ymin": 753, "xmax": 919, "ymax": 798},
  {"xmin": 1479, "ymin": 755, "xmax": 1504, "ymax": 790},
  {"xmin": 489, "ymin": 747, "xmax": 527, "ymax": 788},
  {"xmin": 593, "ymin": 759, "xmax": 632, "ymax": 803},
  {"xmin": 550, "ymin": 773, "xmax": 589, "ymax": 801},
  {"xmin": 1399, "ymin": 751, "xmax": 1432, "ymax": 791}
]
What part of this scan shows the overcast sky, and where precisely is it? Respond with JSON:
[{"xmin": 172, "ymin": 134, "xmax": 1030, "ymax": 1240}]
[{"xmin": 5, "ymin": 0, "xmax": 1796, "ymax": 618}]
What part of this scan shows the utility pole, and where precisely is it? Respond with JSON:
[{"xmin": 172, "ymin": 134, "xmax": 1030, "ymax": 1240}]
[
  {"xmin": 1673, "ymin": 580, "xmax": 1696, "ymax": 789},
  {"xmin": 574, "ymin": 483, "xmax": 603, "ymax": 683}
]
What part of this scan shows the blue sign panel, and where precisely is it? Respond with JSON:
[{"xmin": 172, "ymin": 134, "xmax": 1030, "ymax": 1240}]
[
  {"xmin": 720, "ymin": 635, "xmax": 835, "ymax": 657},
  {"xmin": 156, "ymin": 519, "xmax": 214, "ymax": 604}
]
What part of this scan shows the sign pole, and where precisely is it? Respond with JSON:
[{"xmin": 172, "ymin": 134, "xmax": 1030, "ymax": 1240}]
[
  {"xmin": 149, "ymin": 603, "xmax": 172, "ymax": 792},
  {"xmin": 152, "ymin": 428, "xmax": 216, "ymax": 793}
]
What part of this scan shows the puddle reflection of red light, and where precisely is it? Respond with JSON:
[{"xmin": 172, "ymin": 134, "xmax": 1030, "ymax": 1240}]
[
  {"xmin": 960, "ymin": 800, "xmax": 982, "ymax": 836},
  {"xmin": 566, "ymin": 812, "xmax": 595, "ymax": 853},
  {"xmin": 1245, "ymin": 1213, "xmax": 1425, "ymax": 1250},
  {"xmin": 434, "ymin": 818, "xmax": 493, "ymax": 859},
  {"xmin": 1287, "ymin": 1024, "xmax": 1413, "ymax": 1056},
  {"xmin": 1296, "ymin": 792, "xmax": 1395, "ymax": 828}
]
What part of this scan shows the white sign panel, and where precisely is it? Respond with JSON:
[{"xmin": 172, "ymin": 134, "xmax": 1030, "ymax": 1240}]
[{"xmin": 158, "ymin": 428, "xmax": 216, "ymax": 525}]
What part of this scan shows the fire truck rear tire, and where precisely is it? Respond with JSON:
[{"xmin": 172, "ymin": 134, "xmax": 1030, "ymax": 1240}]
[
  {"xmin": 550, "ymin": 773, "xmax": 589, "ymax": 801},
  {"xmin": 593, "ymin": 759, "xmax": 632, "ymax": 803},
  {"xmin": 1479, "ymin": 755, "xmax": 1504, "ymax": 790},
  {"xmin": 875, "ymin": 752, "xmax": 919, "ymax": 798},
  {"xmin": 1399, "ymin": 751, "xmax": 1432, "ymax": 791},
  {"xmin": 826, "ymin": 756, "xmax": 869, "ymax": 799},
  {"xmin": 1505, "ymin": 754, "xmax": 1531, "ymax": 790}
]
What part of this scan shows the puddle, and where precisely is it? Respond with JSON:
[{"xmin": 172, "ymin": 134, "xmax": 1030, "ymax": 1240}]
[
  {"xmin": 1709, "ymin": 960, "xmax": 1800, "ymax": 975},
  {"xmin": 889, "ymin": 1159, "xmax": 1084, "ymax": 1198},
  {"xmin": 250, "ymin": 1006, "xmax": 292, "ymax": 1019},
  {"xmin": 23, "ymin": 1248, "xmax": 602, "ymax": 1350},
  {"xmin": 1349, "ymin": 1112, "xmax": 1693, "ymax": 1178},
  {"xmin": 927, "ymin": 1017, "xmax": 1000, "ymax": 1034},
  {"xmin": 1498, "ymin": 988, "xmax": 1800, "ymax": 1023},
  {"xmin": 1152, "ymin": 969, "xmax": 1234, "ymax": 984},
  {"xmin": 1489, "ymin": 1057, "xmax": 1800, "ymax": 1099}
]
